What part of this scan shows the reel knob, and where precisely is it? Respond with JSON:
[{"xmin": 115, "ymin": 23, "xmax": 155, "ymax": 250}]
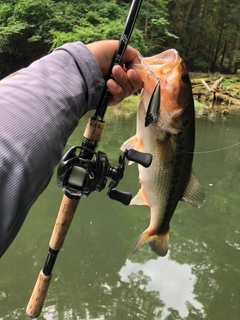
[
  {"xmin": 108, "ymin": 189, "xmax": 132, "ymax": 205},
  {"xmin": 126, "ymin": 149, "xmax": 152, "ymax": 168}
]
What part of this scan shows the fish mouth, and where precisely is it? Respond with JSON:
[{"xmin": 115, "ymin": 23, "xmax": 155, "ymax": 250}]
[
  {"xmin": 148, "ymin": 50, "xmax": 183, "ymax": 82},
  {"xmin": 130, "ymin": 49, "xmax": 182, "ymax": 84},
  {"xmin": 146, "ymin": 49, "xmax": 180, "ymax": 65},
  {"xmin": 130, "ymin": 49, "xmax": 189, "ymax": 134}
]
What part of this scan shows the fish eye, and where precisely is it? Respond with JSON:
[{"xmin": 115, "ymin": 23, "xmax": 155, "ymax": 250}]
[{"xmin": 181, "ymin": 73, "xmax": 189, "ymax": 83}]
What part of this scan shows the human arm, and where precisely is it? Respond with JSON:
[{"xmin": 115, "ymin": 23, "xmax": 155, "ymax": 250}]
[{"xmin": 0, "ymin": 41, "xmax": 142, "ymax": 257}]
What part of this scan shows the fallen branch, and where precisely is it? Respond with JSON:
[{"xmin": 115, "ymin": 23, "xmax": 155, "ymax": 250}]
[
  {"xmin": 200, "ymin": 79, "xmax": 212, "ymax": 91},
  {"xmin": 215, "ymin": 92, "xmax": 240, "ymax": 105},
  {"xmin": 212, "ymin": 77, "xmax": 223, "ymax": 90},
  {"xmin": 192, "ymin": 76, "xmax": 240, "ymax": 108}
]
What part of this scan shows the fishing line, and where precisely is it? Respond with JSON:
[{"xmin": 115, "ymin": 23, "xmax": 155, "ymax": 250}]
[
  {"xmin": 178, "ymin": 141, "xmax": 240, "ymax": 154},
  {"xmin": 138, "ymin": 54, "xmax": 160, "ymax": 84}
]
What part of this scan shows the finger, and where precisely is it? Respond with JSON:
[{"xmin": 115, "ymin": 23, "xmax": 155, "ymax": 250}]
[
  {"xmin": 107, "ymin": 65, "xmax": 143, "ymax": 106},
  {"xmin": 87, "ymin": 41, "xmax": 141, "ymax": 79},
  {"xmin": 112, "ymin": 65, "xmax": 143, "ymax": 95},
  {"xmin": 122, "ymin": 45, "xmax": 141, "ymax": 65},
  {"xmin": 112, "ymin": 65, "xmax": 133, "ymax": 98},
  {"xmin": 106, "ymin": 79, "xmax": 124, "ymax": 106},
  {"xmin": 126, "ymin": 69, "xmax": 144, "ymax": 93}
]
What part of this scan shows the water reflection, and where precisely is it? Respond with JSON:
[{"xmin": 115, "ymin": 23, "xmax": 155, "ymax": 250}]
[
  {"xmin": 1, "ymin": 108, "xmax": 240, "ymax": 320},
  {"xmin": 119, "ymin": 256, "xmax": 204, "ymax": 318}
]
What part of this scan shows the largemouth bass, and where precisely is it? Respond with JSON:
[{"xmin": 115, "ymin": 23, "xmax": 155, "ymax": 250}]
[{"xmin": 121, "ymin": 49, "xmax": 205, "ymax": 256}]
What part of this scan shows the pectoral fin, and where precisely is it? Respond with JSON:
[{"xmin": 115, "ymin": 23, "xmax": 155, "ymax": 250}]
[
  {"xmin": 181, "ymin": 171, "xmax": 205, "ymax": 208},
  {"xmin": 120, "ymin": 135, "xmax": 137, "ymax": 152},
  {"xmin": 120, "ymin": 136, "xmax": 144, "ymax": 153},
  {"xmin": 121, "ymin": 135, "xmax": 145, "ymax": 165},
  {"xmin": 130, "ymin": 187, "xmax": 149, "ymax": 206}
]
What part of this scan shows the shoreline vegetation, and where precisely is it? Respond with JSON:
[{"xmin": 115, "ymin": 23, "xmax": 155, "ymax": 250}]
[
  {"xmin": 190, "ymin": 73, "xmax": 240, "ymax": 111},
  {"xmin": 1, "ymin": 1, "xmax": 240, "ymax": 80}
]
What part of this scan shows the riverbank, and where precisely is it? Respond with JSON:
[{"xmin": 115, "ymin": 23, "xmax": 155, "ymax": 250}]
[
  {"xmin": 115, "ymin": 73, "xmax": 240, "ymax": 117},
  {"xmin": 190, "ymin": 72, "xmax": 240, "ymax": 111}
]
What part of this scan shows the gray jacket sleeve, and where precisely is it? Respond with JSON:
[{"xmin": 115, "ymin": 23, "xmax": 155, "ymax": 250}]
[{"xmin": 0, "ymin": 42, "xmax": 105, "ymax": 257}]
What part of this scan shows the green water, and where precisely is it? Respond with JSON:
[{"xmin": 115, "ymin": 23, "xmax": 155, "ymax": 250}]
[{"xmin": 1, "ymin": 107, "xmax": 240, "ymax": 320}]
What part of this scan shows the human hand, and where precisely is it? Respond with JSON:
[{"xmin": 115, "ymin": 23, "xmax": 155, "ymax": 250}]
[{"xmin": 86, "ymin": 40, "xmax": 143, "ymax": 106}]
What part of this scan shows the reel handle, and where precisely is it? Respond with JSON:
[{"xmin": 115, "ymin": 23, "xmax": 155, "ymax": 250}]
[
  {"xmin": 108, "ymin": 189, "xmax": 132, "ymax": 205},
  {"xmin": 126, "ymin": 149, "xmax": 152, "ymax": 167}
]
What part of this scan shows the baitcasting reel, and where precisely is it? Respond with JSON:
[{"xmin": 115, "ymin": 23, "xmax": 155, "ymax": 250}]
[{"xmin": 57, "ymin": 146, "xmax": 152, "ymax": 205}]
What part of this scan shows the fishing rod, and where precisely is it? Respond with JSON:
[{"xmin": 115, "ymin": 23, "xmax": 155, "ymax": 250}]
[{"xmin": 25, "ymin": 0, "xmax": 151, "ymax": 318}]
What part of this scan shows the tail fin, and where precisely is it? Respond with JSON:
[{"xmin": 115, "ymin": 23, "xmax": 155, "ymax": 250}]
[{"xmin": 132, "ymin": 230, "xmax": 169, "ymax": 257}]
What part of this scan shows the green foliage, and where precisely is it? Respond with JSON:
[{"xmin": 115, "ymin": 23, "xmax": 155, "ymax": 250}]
[
  {"xmin": 0, "ymin": 0, "xmax": 149, "ymax": 77},
  {"xmin": 0, "ymin": 0, "xmax": 239, "ymax": 77},
  {"xmin": 50, "ymin": 19, "xmax": 123, "ymax": 49},
  {"xmin": 0, "ymin": 0, "xmax": 57, "ymax": 76}
]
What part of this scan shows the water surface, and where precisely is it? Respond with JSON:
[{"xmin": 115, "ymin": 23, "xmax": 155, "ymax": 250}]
[{"xmin": 1, "ymin": 107, "xmax": 240, "ymax": 320}]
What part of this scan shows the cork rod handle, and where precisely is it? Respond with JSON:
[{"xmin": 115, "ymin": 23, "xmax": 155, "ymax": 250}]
[
  {"xmin": 26, "ymin": 271, "xmax": 52, "ymax": 318},
  {"xmin": 26, "ymin": 195, "xmax": 80, "ymax": 318}
]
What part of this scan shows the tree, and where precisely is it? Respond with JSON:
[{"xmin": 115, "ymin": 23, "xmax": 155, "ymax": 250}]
[
  {"xmin": 0, "ymin": 0, "xmax": 239, "ymax": 77},
  {"xmin": 166, "ymin": 0, "xmax": 240, "ymax": 72}
]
